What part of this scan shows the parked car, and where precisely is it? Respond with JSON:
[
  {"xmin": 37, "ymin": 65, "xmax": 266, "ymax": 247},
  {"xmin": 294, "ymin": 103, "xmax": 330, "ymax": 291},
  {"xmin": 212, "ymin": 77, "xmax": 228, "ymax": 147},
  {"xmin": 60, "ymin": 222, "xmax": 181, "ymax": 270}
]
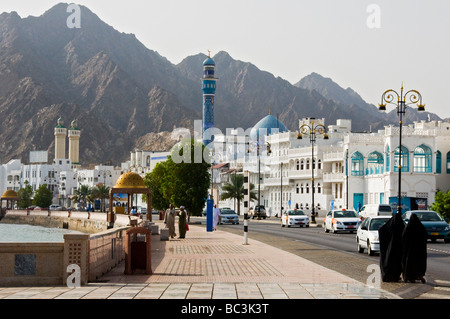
[
  {"xmin": 359, "ymin": 204, "xmax": 393, "ymax": 219},
  {"xmin": 281, "ymin": 209, "xmax": 310, "ymax": 228},
  {"xmin": 356, "ymin": 216, "xmax": 391, "ymax": 255},
  {"xmin": 402, "ymin": 210, "xmax": 450, "ymax": 243},
  {"xmin": 49, "ymin": 205, "xmax": 63, "ymax": 211},
  {"xmin": 219, "ymin": 209, "xmax": 239, "ymax": 225},
  {"xmin": 324, "ymin": 209, "xmax": 361, "ymax": 234},
  {"xmin": 137, "ymin": 207, "xmax": 147, "ymax": 215},
  {"xmin": 251, "ymin": 205, "xmax": 267, "ymax": 219}
]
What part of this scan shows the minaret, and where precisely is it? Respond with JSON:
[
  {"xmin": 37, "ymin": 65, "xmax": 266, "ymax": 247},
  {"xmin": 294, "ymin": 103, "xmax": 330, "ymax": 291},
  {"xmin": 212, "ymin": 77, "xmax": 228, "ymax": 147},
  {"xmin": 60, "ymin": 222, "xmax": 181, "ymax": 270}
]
[
  {"xmin": 202, "ymin": 51, "xmax": 218, "ymax": 147},
  {"xmin": 68, "ymin": 120, "xmax": 81, "ymax": 168},
  {"xmin": 54, "ymin": 118, "xmax": 67, "ymax": 160}
]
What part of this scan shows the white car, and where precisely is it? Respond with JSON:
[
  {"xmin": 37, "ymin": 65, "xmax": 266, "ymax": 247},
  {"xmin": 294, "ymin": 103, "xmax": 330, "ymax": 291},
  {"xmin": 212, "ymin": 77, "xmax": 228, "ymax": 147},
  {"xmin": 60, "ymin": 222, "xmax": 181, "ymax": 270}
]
[
  {"xmin": 356, "ymin": 216, "xmax": 391, "ymax": 256},
  {"xmin": 281, "ymin": 210, "xmax": 310, "ymax": 228},
  {"xmin": 324, "ymin": 209, "xmax": 361, "ymax": 233}
]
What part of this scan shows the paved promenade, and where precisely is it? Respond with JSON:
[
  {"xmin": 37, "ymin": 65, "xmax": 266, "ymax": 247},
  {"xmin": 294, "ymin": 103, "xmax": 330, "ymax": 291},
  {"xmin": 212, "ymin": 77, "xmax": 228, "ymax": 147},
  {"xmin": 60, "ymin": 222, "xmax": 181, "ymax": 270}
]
[{"xmin": 0, "ymin": 213, "xmax": 400, "ymax": 300}]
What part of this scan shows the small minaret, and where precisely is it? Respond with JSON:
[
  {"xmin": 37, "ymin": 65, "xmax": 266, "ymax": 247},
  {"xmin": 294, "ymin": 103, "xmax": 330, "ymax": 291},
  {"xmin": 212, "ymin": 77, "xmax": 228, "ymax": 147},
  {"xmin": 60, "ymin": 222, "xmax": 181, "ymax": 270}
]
[
  {"xmin": 202, "ymin": 51, "xmax": 218, "ymax": 147},
  {"xmin": 68, "ymin": 120, "xmax": 81, "ymax": 168},
  {"xmin": 54, "ymin": 118, "xmax": 67, "ymax": 160}
]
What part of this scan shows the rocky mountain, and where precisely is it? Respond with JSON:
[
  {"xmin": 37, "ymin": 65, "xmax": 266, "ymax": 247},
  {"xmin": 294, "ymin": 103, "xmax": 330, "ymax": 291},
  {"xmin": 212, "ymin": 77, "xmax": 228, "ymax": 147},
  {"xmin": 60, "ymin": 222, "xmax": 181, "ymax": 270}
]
[{"xmin": 0, "ymin": 3, "xmax": 442, "ymax": 166}]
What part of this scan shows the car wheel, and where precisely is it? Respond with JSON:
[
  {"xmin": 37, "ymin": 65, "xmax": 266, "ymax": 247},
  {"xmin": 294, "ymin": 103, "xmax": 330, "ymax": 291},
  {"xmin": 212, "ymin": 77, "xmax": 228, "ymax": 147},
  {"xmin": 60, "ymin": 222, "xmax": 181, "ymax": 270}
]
[
  {"xmin": 445, "ymin": 238, "xmax": 450, "ymax": 244},
  {"xmin": 367, "ymin": 240, "xmax": 375, "ymax": 256},
  {"xmin": 357, "ymin": 239, "xmax": 364, "ymax": 253},
  {"xmin": 324, "ymin": 224, "xmax": 329, "ymax": 233},
  {"xmin": 332, "ymin": 226, "xmax": 338, "ymax": 234}
]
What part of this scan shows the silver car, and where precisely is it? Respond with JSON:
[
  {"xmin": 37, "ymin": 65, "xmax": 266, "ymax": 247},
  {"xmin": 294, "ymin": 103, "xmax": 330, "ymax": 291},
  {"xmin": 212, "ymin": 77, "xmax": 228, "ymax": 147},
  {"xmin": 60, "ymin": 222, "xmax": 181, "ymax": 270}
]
[{"xmin": 219, "ymin": 209, "xmax": 240, "ymax": 225}]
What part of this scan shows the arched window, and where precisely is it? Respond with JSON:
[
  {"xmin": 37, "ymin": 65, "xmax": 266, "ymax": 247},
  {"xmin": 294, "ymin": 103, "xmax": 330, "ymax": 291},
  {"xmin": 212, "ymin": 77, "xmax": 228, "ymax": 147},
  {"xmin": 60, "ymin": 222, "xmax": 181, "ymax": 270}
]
[
  {"xmin": 306, "ymin": 183, "xmax": 310, "ymax": 194},
  {"xmin": 447, "ymin": 151, "xmax": 450, "ymax": 174},
  {"xmin": 436, "ymin": 151, "xmax": 442, "ymax": 174},
  {"xmin": 394, "ymin": 146, "xmax": 409, "ymax": 172},
  {"xmin": 306, "ymin": 160, "xmax": 310, "ymax": 170},
  {"xmin": 318, "ymin": 160, "xmax": 322, "ymax": 170},
  {"xmin": 351, "ymin": 152, "xmax": 364, "ymax": 176},
  {"xmin": 296, "ymin": 183, "xmax": 299, "ymax": 194},
  {"xmin": 368, "ymin": 151, "xmax": 384, "ymax": 175},
  {"xmin": 317, "ymin": 183, "xmax": 321, "ymax": 194},
  {"xmin": 386, "ymin": 146, "xmax": 390, "ymax": 172},
  {"xmin": 413, "ymin": 145, "xmax": 432, "ymax": 173},
  {"xmin": 300, "ymin": 184, "xmax": 304, "ymax": 194},
  {"xmin": 296, "ymin": 160, "xmax": 300, "ymax": 171}
]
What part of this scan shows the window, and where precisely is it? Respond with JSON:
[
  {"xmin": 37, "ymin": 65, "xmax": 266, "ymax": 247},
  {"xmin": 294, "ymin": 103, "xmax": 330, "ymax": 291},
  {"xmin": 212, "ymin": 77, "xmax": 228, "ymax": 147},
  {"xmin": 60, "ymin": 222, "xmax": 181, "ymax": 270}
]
[
  {"xmin": 394, "ymin": 146, "xmax": 409, "ymax": 172},
  {"xmin": 436, "ymin": 151, "xmax": 442, "ymax": 174},
  {"xmin": 351, "ymin": 152, "xmax": 364, "ymax": 176},
  {"xmin": 447, "ymin": 151, "xmax": 450, "ymax": 174},
  {"xmin": 296, "ymin": 184, "xmax": 299, "ymax": 194},
  {"xmin": 296, "ymin": 160, "xmax": 300, "ymax": 170},
  {"xmin": 386, "ymin": 146, "xmax": 390, "ymax": 172},
  {"xmin": 317, "ymin": 183, "xmax": 321, "ymax": 194},
  {"xmin": 413, "ymin": 145, "xmax": 432, "ymax": 173},
  {"xmin": 367, "ymin": 151, "xmax": 384, "ymax": 175},
  {"xmin": 300, "ymin": 160, "xmax": 304, "ymax": 170}
]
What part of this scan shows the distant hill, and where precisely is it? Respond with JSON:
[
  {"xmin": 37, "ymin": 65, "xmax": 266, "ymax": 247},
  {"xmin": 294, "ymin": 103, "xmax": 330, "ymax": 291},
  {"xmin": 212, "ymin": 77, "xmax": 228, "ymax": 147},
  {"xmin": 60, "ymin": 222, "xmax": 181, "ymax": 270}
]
[{"xmin": 0, "ymin": 3, "xmax": 442, "ymax": 165}]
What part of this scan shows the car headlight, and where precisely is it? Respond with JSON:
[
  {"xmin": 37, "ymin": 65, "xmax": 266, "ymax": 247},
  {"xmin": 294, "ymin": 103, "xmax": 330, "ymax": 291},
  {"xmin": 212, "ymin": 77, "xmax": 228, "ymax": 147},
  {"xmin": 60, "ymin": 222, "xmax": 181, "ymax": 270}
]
[
  {"xmin": 444, "ymin": 225, "xmax": 450, "ymax": 232},
  {"xmin": 370, "ymin": 233, "xmax": 379, "ymax": 242}
]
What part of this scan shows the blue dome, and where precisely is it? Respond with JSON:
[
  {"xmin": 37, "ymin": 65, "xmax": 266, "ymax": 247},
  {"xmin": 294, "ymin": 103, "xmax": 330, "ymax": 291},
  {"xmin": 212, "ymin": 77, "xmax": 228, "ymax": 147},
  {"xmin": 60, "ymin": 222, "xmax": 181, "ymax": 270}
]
[
  {"xmin": 203, "ymin": 57, "xmax": 216, "ymax": 66},
  {"xmin": 250, "ymin": 115, "xmax": 288, "ymax": 140}
]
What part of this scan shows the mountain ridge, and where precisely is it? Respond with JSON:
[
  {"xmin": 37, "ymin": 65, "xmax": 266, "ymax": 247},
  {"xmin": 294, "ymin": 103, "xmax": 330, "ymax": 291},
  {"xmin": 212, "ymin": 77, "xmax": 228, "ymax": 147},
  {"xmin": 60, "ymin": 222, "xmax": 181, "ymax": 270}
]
[{"xmin": 0, "ymin": 3, "xmax": 442, "ymax": 166}]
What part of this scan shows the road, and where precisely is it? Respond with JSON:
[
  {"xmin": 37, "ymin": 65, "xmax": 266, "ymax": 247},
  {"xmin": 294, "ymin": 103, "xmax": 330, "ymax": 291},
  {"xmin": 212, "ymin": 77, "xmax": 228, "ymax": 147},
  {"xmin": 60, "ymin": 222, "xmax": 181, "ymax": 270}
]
[{"xmin": 191, "ymin": 216, "xmax": 450, "ymax": 299}]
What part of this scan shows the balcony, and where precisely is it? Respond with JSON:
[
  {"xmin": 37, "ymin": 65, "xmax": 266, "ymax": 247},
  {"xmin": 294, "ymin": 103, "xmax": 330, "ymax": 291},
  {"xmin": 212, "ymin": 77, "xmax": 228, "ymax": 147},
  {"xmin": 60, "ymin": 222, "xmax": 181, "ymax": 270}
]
[{"xmin": 323, "ymin": 172, "xmax": 345, "ymax": 183}]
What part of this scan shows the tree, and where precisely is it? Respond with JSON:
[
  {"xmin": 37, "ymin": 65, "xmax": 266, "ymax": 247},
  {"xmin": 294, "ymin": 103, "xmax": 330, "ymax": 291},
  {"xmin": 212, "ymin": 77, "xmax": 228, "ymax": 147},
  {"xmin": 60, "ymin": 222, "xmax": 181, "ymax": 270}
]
[
  {"xmin": 72, "ymin": 185, "xmax": 91, "ymax": 210},
  {"xmin": 430, "ymin": 190, "xmax": 450, "ymax": 220},
  {"xmin": 17, "ymin": 181, "xmax": 33, "ymax": 209},
  {"xmin": 33, "ymin": 184, "xmax": 53, "ymax": 209},
  {"xmin": 91, "ymin": 184, "xmax": 110, "ymax": 212},
  {"xmin": 143, "ymin": 161, "xmax": 170, "ymax": 211},
  {"xmin": 220, "ymin": 173, "xmax": 257, "ymax": 215},
  {"xmin": 167, "ymin": 139, "xmax": 211, "ymax": 216}
]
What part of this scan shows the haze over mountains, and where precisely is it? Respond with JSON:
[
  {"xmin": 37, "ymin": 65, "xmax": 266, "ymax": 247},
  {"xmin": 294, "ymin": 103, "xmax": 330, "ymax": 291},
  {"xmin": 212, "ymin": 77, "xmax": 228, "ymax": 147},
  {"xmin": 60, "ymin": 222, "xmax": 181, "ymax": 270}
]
[{"xmin": 0, "ymin": 3, "xmax": 442, "ymax": 166}]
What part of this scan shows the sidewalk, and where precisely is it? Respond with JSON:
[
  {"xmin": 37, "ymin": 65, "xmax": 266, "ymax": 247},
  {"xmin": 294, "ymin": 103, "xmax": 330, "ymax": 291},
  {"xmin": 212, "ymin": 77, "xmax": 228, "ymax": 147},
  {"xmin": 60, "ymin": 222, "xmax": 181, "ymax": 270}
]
[{"xmin": 0, "ymin": 215, "xmax": 400, "ymax": 300}]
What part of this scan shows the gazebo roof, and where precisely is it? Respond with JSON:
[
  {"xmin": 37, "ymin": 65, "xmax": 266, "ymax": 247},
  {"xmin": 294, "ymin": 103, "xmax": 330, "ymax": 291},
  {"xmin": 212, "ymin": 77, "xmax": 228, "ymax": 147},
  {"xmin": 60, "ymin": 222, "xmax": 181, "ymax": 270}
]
[
  {"xmin": 1, "ymin": 190, "xmax": 19, "ymax": 200},
  {"xmin": 114, "ymin": 172, "xmax": 146, "ymax": 189}
]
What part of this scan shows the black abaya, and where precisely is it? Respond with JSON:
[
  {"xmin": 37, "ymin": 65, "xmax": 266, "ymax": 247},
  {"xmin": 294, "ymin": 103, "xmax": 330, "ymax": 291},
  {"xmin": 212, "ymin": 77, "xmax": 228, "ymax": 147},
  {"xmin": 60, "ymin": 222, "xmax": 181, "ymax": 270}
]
[
  {"xmin": 379, "ymin": 212, "xmax": 405, "ymax": 282},
  {"xmin": 401, "ymin": 213, "xmax": 427, "ymax": 283}
]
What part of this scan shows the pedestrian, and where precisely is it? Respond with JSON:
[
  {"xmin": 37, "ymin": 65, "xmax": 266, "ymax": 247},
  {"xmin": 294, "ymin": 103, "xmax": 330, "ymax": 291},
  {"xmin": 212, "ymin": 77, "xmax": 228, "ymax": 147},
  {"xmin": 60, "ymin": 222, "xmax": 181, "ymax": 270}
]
[
  {"xmin": 213, "ymin": 204, "xmax": 221, "ymax": 231},
  {"xmin": 164, "ymin": 204, "xmax": 176, "ymax": 239},
  {"xmin": 379, "ymin": 212, "xmax": 405, "ymax": 282},
  {"xmin": 178, "ymin": 206, "xmax": 187, "ymax": 239},
  {"xmin": 401, "ymin": 213, "xmax": 427, "ymax": 283},
  {"xmin": 131, "ymin": 207, "xmax": 137, "ymax": 216}
]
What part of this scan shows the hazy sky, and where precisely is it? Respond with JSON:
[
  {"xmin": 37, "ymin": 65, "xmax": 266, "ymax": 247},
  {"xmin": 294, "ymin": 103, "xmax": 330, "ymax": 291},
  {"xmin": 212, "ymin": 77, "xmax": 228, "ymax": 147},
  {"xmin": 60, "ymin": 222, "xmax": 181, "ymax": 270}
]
[{"xmin": 2, "ymin": 0, "xmax": 450, "ymax": 118}]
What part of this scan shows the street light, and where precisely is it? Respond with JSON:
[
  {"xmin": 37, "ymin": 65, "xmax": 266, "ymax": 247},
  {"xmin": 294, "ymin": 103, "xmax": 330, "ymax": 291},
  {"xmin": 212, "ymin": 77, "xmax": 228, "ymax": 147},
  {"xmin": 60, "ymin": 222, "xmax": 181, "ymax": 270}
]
[
  {"xmin": 378, "ymin": 84, "xmax": 425, "ymax": 215},
  {"xmin": 248, "ymin": 138, "xmax": 271, "ymax": 220},
  {"xmin": 297, "ymin": 119, "xmax": 329, "ymax": 224}
]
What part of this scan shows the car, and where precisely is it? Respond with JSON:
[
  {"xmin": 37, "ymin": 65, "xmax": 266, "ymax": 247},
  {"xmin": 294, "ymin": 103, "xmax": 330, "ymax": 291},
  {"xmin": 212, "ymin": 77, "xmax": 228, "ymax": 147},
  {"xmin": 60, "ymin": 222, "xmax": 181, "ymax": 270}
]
[
  {"xmin": 49, "ymin": 205, "xmax": 63, "ymax": 211},
  {"xmin": 359, "ymin": 204, "xmax": 393, "ymax": 219},
  {"xmin": 219, "ymin": 209, "xmax": 239, "ymax": 225},
  {"xmin": 137, "ymin": 207, "xmax": 147, "ymax": 215},
  {"xmin": 356, "ymin": 216, "xmax": 391, "ymax": 255},
  {"xmin": 324, "ymin": 209, "xmax": 361, "ymax": 234},
  {"xmin": 281, "ymin": 209, "xmax": 310, "ymax": 228},
  {"xmin": 402, "ymin": 210, "xmax": 450, "ymax": 243},
  {"xmin": 251, "ymin": 205, "xmax": 267, "ymax": 219}
]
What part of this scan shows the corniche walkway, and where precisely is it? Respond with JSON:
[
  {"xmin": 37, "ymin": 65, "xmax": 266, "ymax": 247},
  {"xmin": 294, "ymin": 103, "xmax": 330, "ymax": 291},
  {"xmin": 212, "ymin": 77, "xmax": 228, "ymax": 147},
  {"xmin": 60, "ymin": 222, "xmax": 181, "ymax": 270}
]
[{"xmin": 0, "ymin": 211, "xmax": 400, "ymax": 300}]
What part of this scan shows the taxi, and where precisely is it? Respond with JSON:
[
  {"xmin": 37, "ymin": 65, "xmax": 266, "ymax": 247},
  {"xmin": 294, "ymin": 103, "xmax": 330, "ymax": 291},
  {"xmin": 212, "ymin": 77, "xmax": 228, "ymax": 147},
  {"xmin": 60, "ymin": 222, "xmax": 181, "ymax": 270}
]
[
  {"xmin": 281, "ymin": 209, "xmax": 310, "ymax": 228},
  {"xmin": 324, "ymin": 209, "xmax": 361, "ymax": 234}
]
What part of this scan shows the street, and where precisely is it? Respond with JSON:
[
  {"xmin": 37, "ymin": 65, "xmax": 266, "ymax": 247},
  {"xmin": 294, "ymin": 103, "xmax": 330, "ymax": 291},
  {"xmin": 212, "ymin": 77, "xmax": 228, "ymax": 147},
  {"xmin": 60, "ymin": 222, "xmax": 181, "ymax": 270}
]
[{"xmin": 191, "ymin": 215, "xmax": 450, "ymax": 299}]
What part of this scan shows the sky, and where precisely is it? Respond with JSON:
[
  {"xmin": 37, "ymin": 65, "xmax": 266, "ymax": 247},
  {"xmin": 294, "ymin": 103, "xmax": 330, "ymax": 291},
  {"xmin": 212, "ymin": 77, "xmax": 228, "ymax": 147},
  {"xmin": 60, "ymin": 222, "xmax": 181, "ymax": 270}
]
[{"xmin": 2, "ymin": 0, "xmax": 450, "ymax": 119}]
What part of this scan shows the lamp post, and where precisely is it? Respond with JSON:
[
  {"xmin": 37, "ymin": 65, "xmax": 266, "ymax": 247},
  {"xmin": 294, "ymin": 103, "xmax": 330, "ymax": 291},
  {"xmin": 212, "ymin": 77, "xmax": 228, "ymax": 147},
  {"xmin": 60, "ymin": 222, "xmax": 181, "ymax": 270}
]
[
  {"xmin": 297, "ymin": 119, "xmax": 329, "ymax": 224},
  {"xmin": 378, "ymin": 84, "xmax": 425, "ymax": 215},
  {"xmin": 248, "ymin": 137, "xmax": 271, "ymax": 220}
]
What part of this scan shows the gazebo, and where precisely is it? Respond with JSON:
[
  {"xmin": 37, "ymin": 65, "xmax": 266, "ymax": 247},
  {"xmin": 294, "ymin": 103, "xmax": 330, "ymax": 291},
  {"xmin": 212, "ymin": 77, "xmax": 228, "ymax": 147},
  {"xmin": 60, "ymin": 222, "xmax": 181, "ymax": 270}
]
[
  {"xmin": 107, "ymin": 172, "xmax": 152, "ymax": 227},
  {"xmin": 1, "ymin": 190, "xmax": 20, "ymax": 210}
]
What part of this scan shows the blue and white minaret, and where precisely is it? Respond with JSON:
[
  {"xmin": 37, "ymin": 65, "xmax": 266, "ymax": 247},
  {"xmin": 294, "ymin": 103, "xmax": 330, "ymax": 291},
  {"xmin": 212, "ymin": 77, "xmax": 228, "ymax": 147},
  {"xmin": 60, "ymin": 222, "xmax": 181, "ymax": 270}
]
[{"xmin": 202, "ymin": 52, "xmax": 217, "ymax": 147}]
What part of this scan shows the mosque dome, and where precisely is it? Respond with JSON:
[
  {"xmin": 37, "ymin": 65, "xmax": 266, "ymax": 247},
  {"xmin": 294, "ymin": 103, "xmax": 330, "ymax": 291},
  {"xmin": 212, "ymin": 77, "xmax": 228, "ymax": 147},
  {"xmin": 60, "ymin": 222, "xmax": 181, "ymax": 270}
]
[
  {"xmin": 249, "ymin": 114, "xmax": 288, "ymax": 140},
  {"xmin": 114, "ymin": 172, "xmax": 147, "ymax": 189},
  {"xmin": 203, "ymin": 57, "xmax": 216, "ymax": 66}
]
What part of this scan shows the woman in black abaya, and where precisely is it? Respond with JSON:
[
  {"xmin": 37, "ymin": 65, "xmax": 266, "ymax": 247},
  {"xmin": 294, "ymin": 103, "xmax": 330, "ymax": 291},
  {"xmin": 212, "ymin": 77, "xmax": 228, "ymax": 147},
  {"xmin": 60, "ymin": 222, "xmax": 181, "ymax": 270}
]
[
  {"xmin": 401, "ymin": 213, "xmax": 427, "ymax": 283},
  {"xmin": 379, "ymin": 212, "xmax": 405, "ymax": 282}
]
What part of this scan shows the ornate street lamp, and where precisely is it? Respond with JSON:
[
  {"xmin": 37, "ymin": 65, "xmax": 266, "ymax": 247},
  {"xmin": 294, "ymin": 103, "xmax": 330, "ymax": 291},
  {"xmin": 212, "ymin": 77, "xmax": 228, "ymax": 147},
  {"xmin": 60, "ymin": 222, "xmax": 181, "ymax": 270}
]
[
  {"xmin": 297, "ymin": 120, "xmax": 329, "ymax": 224},
  {"xmin": 378, "ymin": 84, "xmax": 425, "ymax": 215}
]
